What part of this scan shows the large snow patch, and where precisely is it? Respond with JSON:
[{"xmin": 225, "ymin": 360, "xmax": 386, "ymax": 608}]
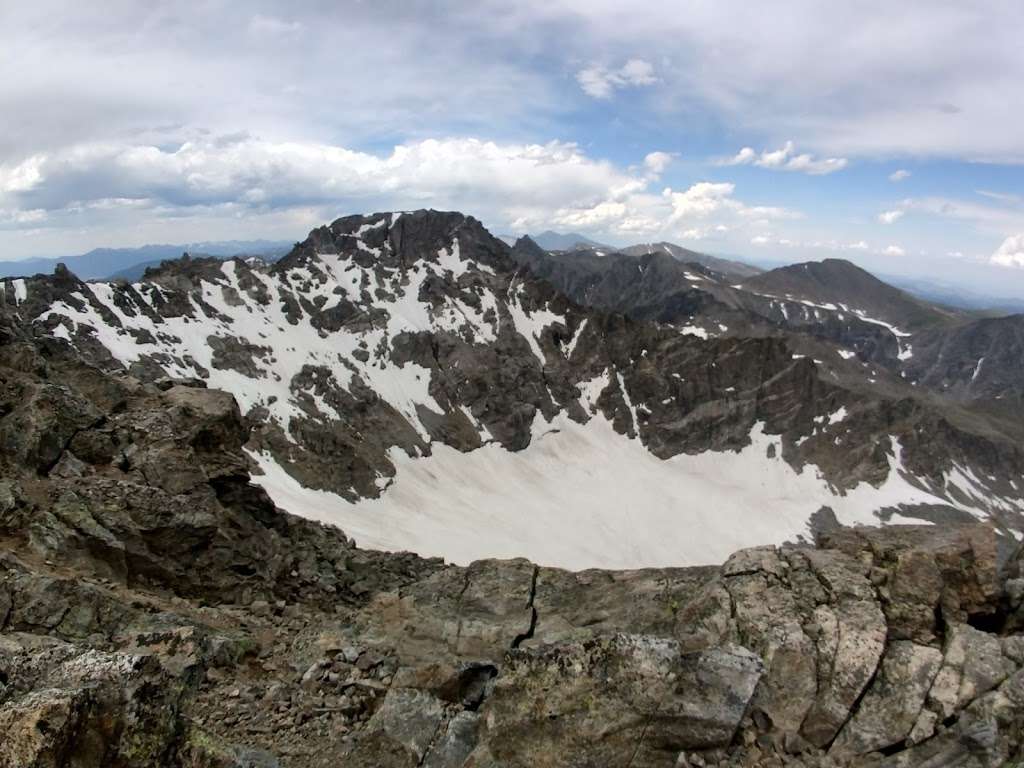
[{"xmin": 247, "ymin": 412, "xmax": 978, "ymax": 570}]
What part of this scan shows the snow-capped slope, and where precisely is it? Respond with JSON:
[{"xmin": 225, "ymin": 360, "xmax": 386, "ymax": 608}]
[
  {"xmin": 248, "ymin": 411, "xmax": 1017, "ymax": 569},
  {"xmin": 5, "ymin": 210, "xmax": 1023, "ymax": 568},
  {"xmin": 35, "ymin": 224, "xmax": 512, "ymax": 439}
]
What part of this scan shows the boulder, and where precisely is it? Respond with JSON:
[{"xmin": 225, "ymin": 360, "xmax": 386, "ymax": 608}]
[
  {"xmin": 467, "ymin": 634, "xmax": 763, "ymax": 767},
  {"xmin": 831, "ymin": 641, "xmax": 943, "ymax": 756}
]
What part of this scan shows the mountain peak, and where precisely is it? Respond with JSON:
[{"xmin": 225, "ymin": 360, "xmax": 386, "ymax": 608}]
[
  {"xmin": 277, "ymin": 209, "xmax": 513, "ymax": 275},
  {"xmin": 743, "ymin": 257, "xmax": 957, "ymax": 332},
  {"xmin": 618, "ymin": 241, "xmax": 763, "ymax": 279},
  {"xmin": 529, "ymin": 230, "xmax": 610, "ymax": 251}
]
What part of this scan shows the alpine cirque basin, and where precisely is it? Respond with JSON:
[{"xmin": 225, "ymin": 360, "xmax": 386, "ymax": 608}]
[{"xmin": 3, "ymin": 210, "xmax": 1023, "ymax": 568}]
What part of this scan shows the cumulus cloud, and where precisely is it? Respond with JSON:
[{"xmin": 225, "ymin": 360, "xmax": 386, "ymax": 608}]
[
  {"xmin": 660, "ymin": 182, "xmax": 798, "ymax": 226},
  {"xmin": 878, "ymin": 209, "xmax": 904, "ymax": 224},
  {"xmin": 721, "ymin": 142, "xmax": 848, "ymax": 175},
  {"xmin": 883, "ymin": 245, "xmax": 906, "ymax": 257},
  {"xmin": 991, "ymin": 234, "xmax": 1024, "ymax": 268},
  {"xmin": 0, "ymin": 134, "xmax": 797, "ymax": 253},
  {"xmin": 576, "ymin": 59, "xmax": 657, "ymax": 98},
  {"xmin": 1, "ymin": 136, "xmax": 639, "ymax": 215},
  {"xmin": 551, "ymin": 201, "xmax": 628, "ymax": 228},
  {"xmin": 889, "ymin": 169, "xmax": 911, "ymax": 182},
  {"xmin": 642, "ymin": 151, "xmax": 673, "ymax": 176}
]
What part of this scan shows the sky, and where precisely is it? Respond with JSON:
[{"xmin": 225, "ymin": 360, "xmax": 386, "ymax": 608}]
[{"xmin": 2, "ymin": 0, "xmax": 1024, "ymax": 298}]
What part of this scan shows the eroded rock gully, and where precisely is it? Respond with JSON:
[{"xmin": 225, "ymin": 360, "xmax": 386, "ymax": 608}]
[{"xmin": 1, "ymin": 310, "xmax": 1023, "ymax": 767}]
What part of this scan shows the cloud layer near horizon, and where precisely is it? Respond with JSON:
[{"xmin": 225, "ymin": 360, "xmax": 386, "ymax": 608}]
[
  {"xmin": 1, "ymin": 0, "xmax": 1023, "ymax": 287},
  {"xmin": 0, "ymin": 135, "xmax": 802, "ymax": 246}
]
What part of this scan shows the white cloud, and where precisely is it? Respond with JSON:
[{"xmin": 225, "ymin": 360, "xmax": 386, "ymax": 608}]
[
  {"xmin": 552, "ymin": 200, "xmax": 628, "ymax": 228},
  {"xmin": 0, "ymin": 134, "xmax": 798, "ymax": 255},
  {"xmin": 660, "ymin": 182, "xmax": 798, "ymax": 226},
  {"xmin": 742, "ymin": 236, "xmax": 873, "ymax": 252},
  {"xmin": 663, "ymin": 182, "xmax": 735, "ymax": 219},
  {"xmin": 878, "ymin": 209, "xmax": 904, "ymax": 224},
  {"xmin": 0, "ymin": 136, "xmax": 638, "ymax": 215},
  {"xmin": 576, "ymin": 58, "xmax": 657, "ymax": 98},
  {"xmin": 991, "ymin": 234, "xmax": 1024, "ymax": 268},
  {"xmin": 728, "ymin": 147, "xmax": 756, "ymax": 166},
  {"xmin": 248, "ymin": 14, "xmax": 303, "ymax": 39},
  {"xmin": 507, "ymin": 0, "xmax": 1024, "ymax": 161},
  {"xmin": 722, "ymin": 142, "xmax": 847, "ymax": 175},
  {"xmin": 889, "ymin": 169, "xmax": 911, "ymax": 182},
  {"xmin": 642, "ymin": 151, "xmax": 673, "ymax": 176},
  {"xmin": 976, "ymin": 189, "xmax": 1024, "ymax": 205},
  {"xmin": 883, "ymin": 245, "xmax": 906, "ymax": 257},
  {"xmin": 5, "ymin": 1, "xmax": 1024, "ymax": 173},
  {"xmin": 904, "ymin": 195, "xmax": 1024, "ymax": 235}
]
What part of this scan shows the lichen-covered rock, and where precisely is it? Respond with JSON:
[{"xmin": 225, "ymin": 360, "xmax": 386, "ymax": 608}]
[
  {"xmin": 465, "ymin": 634, "xmax": 763, "ymax": 767},
  {"xmin": 0, "ymin": 634, "xmax": 189, "ymax": 768},
  {"xmin": 358, "ymin": 558, "xmax": 536, "ymax": 664},
  {"xmin": 928, "ymin": 623, "xmax": 1017, "ymax": 719}
]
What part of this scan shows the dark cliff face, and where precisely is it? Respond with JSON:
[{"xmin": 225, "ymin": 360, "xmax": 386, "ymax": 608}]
[{"xmin": 1, "ymin": 302, "xmax": 1024, "ymax": 766}]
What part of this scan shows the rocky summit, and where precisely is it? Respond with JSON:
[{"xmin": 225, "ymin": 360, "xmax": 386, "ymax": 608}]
[{"xmin": 1, "ymin": 210, "xmax": 1024, "ymax": 766}]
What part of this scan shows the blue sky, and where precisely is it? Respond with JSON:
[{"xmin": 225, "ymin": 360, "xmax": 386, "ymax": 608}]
[{"xmin": 1, "ymin": 0, "xmax": 1023, "ymax": 297}]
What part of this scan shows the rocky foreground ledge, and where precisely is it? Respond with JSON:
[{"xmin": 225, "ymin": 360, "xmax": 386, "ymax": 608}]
[{"xmin": 1, "ymin": 319, "xmax": 1024, "ymax": 767}]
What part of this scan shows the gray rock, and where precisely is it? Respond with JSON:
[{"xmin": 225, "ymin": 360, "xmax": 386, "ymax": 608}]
[
  {"xmin": 468, "ymin": 634, "xmax": 763, "ymax": 766},
  {"xmin": 422, "ymin": 710, "xmax": 480, "ymax": 768},
  {"xmin": 831, "ymin": 641, "xmax": 943, "ymax": 756},
  {"xmin": 367, "ymin": 688, "xmax": 446, "ymax": 762},
  {"xmin": 928, "ymin": 623, "xmax": 1016, "ymax": 718}
]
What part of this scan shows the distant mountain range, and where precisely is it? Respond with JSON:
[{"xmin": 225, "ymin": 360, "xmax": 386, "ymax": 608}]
[
  {"xmin": 0, "ymin": 240, "xmax": 293, "ymax": 281},
  {"xmin": 5, "ymin": 230, "xmax": 1022, "ymax": 319},
  {"xmin": 880, "ymin": 273, "xmax": 1024, "ymax": 315},
  {"xmin": 517, "ymin": 232, "xmax": 1023, "ymax": 315},
  {"xmin": 617, "ymin": 241, "xmax": 763, "ymax": 279},
  {"xmin": 8, "ymin": 209, "xmax": 1023, "ymax": 570},
  {"xmin": 498, "ymin": 230, "xmax": 611, "ymax": 251}
]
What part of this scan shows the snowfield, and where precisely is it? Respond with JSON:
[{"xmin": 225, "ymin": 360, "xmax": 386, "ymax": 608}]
[{"xmin": 247, "ymin": 411, "xmax": 1009, "ymax": 570}]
